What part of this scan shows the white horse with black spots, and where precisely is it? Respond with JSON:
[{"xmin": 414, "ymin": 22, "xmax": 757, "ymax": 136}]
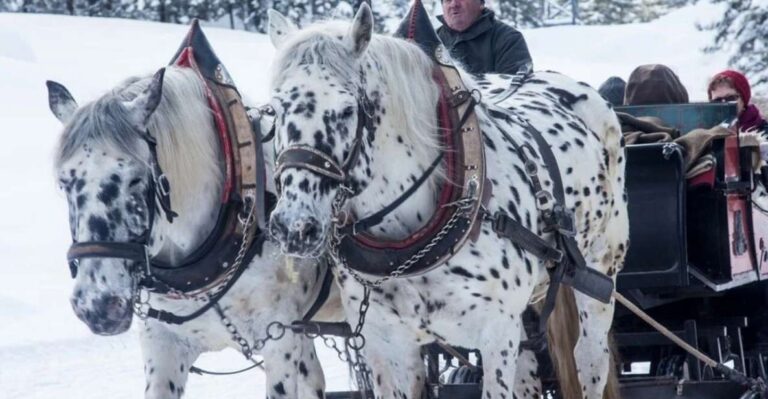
[
  {"xmin": 48, "ymin": 66, "xmax": 330, "ymax": 398},
  {"xmin": 265, "ymin": 5, "xmax": 629, "ymax": 399}
]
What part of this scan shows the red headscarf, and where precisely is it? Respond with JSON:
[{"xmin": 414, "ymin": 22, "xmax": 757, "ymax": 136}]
[{"xmin": 708, "ymin": 70, "xmax": 751, "ymax": 105}]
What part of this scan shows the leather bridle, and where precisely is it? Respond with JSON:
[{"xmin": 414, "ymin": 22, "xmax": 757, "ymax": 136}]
[
  {"xmin": 274, "ymin": 95, "xmax": 372, "ymax": 196},
  {"xmin": 66, "ymin": 130, "xmax": 175, "ymax": 286}
]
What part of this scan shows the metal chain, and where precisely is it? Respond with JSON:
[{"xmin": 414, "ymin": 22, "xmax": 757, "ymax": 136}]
[
  {"xmin": 132, "ymin": 194, "xmax": 257, "ymax": 320},
  {"xmin": 214, "ymin": 303, "xmax": 288, "ymax": 360},
  {"xmin": 329, "ymin": 189, "xmax": 475, "ymax": 288}
]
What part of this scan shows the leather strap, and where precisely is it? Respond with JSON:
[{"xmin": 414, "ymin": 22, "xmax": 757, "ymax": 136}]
[
  {"xmin": 277, "ymin": 145, "xmax": 347, "ymax": 182},
  {"xmin": 144, "ymin": 235, "xmax": 265, "ymax": 325},
  {"xmin": 340, "ymin": 153, "xmax": 444, "ymax": 236},
  {"xmin": 301, "ymin": 262, "xmax": 335, "ymax": 322},
  {"xmin": 490, "ymin": 212, "xmax": 563, "ymax": 263}
]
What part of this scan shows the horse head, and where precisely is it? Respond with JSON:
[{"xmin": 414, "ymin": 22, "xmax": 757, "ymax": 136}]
[
  {"xmin": 49, "ymin": 66, "xmax": 222, "ymax": 334},
  {"xmin": 48, "ymin": 71, "xmax": 167, "ymax": 334},
  {"xmin": 268, "ymin": 4, "xmax": 433, "ymax": 258}
]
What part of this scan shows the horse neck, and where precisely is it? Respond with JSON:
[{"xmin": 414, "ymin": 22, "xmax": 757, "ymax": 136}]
[
  {"xmin": 148, "ymin": 70, "xmax": 224, "ymax": 265},
  {"xmin": 350, "ymin": 47, "xmax": 443, "ymax": 239}
]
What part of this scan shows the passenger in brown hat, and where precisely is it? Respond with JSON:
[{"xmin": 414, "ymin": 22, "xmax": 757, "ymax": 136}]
[{"xmin": 624, "ymin": 64, "xmax": 689, "ymax": 106}]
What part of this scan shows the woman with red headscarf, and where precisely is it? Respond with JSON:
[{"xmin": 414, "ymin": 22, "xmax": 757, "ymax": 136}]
[{"xmin": 708, "ymin": 70, "xmax": 767, "ymax": 133}]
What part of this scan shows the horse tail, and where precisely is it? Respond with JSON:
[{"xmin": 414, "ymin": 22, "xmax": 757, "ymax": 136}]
[{"xmin": 546, "ymin": 286, "xmax": 621, "ymax": 399}]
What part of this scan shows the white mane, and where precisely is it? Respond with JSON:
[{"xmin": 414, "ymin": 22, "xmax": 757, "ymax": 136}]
[{"xmin": 142, "ymin": 67, "xmax": 223, "ymax": 259}]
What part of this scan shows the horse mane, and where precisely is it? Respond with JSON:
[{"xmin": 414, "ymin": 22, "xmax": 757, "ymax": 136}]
[
  {"xmin": 54, "ymin": 67, "xmax": 223, "ymax": 251},
  {"xmin": 271, "ymin": 22, "xmax": 442, "ymax": 164}
]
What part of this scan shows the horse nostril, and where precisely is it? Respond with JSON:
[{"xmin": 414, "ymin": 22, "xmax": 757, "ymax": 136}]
[
  {"xmin": 106, "ymin": 296, "xmax": 126, "ymax": 310},
  {"xmin": 270, "ymin": 216, "xmax": 289, "ymax": 240},
  {"xmin": 96, "ymin": 295, "xmax": 128, "ymax": 316},
  {"xmin": 303, "ymin": 220, "xmax": 319, "ymax": 240}
]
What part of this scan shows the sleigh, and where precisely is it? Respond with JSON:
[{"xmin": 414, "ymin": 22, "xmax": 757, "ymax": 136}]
[{"xmin": 610, "ymin": 101, "xmax": 768, "ymax": 398}]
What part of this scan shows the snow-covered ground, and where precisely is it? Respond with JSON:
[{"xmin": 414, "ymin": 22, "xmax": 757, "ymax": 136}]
[{"xmin": 0, "ymin": 2, "xmax": 729, "ymax": 398}]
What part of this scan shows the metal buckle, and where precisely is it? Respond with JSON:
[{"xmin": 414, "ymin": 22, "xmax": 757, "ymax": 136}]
[
  {"xmin": 550, "ymin": 206, "xmax": 577, "ymax": 237},
  {"xmin": 524, "ymin": 160, "xmax": 538, "ymax": 176},
  {"xmin": 535, "ymin": 190, "xmax": 554, "ymax": 211},
  {"xmin": 491, "ymin": 211, "xmax": 507, "ymax": 234}
]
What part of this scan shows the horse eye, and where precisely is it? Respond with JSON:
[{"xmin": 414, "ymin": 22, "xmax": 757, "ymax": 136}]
[
  {"xmin": 128, "ymin": 178, "xmax": 142, "ymax": 188},
  {"xmin": 341, "ymin": 106, "xmax": 355, "ymax": 119}
]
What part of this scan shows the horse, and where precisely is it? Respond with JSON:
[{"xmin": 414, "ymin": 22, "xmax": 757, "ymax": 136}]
[
  {"xmin": 47, "ymin": 66, "xmax": 331, "ymax": 399},
  {"xmin": 265, "ymin": 4, "xmax": 629, "ymax": 399}
]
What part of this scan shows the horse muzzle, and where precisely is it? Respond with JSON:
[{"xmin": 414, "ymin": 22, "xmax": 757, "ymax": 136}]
[
  {"xmin": 71, "ymin": 293, "xmax": 134, "ymax": 335},
  {"xmin": 269, "ymin": 212, "xmax": 326, "ymax": 258}
]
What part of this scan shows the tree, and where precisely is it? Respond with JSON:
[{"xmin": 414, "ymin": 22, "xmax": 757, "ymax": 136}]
[
  {"xmin": 497, "ymin": 0, "xmax": 541, "ymax": 28},
  {"xmin": 704, "ymin": 0, "xmax": 768, "ymax": 93}
]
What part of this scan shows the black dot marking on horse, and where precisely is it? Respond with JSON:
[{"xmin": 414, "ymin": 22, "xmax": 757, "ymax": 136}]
[
  {"xmin": 287, "ymin": 122, "xmax": 301, "ymax": 142},
  {"xmin": 483, "ymin": 134, "xmax": 497, "ymax": 151},
  {"xmin": 450, "ymin": 267, "xmax": 474, "ymax": 279},
  {"xmin": 98, "ymin": 182, "xmax": 119, "ymax": 206},
  {"xmin": 273, "ymin": 381, "xmax": 286, "ymax": 395},
  {"xmin": 299, "ymin": 361, "xmax": 308, "ymax": 377},
  {"xmin": 298, "ymin": 178, "xmax": 310, "ymax": 193},
  {"xmin": 168, "ymin": 380, "xmax": 175, "ymax": 393},
  {"xmin": 88, "ymin": 216, "xmax": 110, "ymax": 240}
]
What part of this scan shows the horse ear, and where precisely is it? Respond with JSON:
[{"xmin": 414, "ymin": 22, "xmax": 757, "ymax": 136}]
[
  {"xmin": 123, "ymin": 68, "xmax": 165, "ymax": 130},
  {"xmin": 346, "ymin": 2, "xmax": 373, "ymax": 57},
  {"xmin": 268, "ymin": 9, "xmax": 297, "ymax": 48},
  {"xmin": 46, "ymin": 81, "xmax": 78, "ymax": 124}
]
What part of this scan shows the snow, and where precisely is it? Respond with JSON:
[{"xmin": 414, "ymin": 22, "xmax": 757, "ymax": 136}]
[{"xmin": 0, "ymin": 2, "xmax": 732, "ymax": 397}]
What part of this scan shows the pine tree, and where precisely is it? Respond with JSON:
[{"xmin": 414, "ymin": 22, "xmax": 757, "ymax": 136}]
[
  {"xmin": 580, "ymin": 0, "xmax": 688, "ymax": 25},
  {"xmin": 580, "ymin": 0, "xmax": 639, "ymax": 24},
  {"xmin": 497, "ymin": 0, "xmax": 541, "ymax": 28},
  {"xmin": 705, "ymin": 0, "xmax": 768, "ymax": 92}
]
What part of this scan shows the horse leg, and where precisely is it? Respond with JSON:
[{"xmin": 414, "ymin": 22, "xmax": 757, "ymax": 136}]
[
  {"xmin": 140, "ymin": 322, "xmax": 201, "ymax": 399},
  {"xmin": 364, "ymin": 333, "xmax": 425, "ymax": 399},
  {"xmin": 262, "ymin": 333, "xmax": 325, "ymax": 399},
  {"xmin": 571, "ymin": 289, "xmax": 615, "ymax": 399},
  {"xmin": 480, "ymin": 319, "xmax": 523, "ymax": 399},
  {"xmin": 514, "ymin": 328, "xmax": 542, "ymax": 399}
]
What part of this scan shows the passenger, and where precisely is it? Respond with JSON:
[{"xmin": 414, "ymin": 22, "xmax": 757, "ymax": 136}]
[
  {"xmin": 624, "ymin": 64, "xmax": 689, "ymax": 106},
  {"xmin": 618, "ymin": 64, "xmax": 688, "ymax": 145},
  {"xmin": 707, "ymin": 70, "xmax": 768, "ymax": 133},
  {"xmin": 437, "ymin": 0, "xmax": 533, "ymax": 75},
  {"xmin": 598, "ymin": 76, "xmax": 626, "ymax": 107}
]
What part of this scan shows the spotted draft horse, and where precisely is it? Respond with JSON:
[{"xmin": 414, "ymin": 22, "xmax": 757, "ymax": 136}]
[
  {"xmin": 48, "ymin": 66, "xmax": 328, "ymax": 398},
  {"xmin": 265, "ymin": 4, "xmax": 629, "ymax": 399}
]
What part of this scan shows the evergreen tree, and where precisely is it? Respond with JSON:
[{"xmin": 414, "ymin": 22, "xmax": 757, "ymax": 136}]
[
  {"xmin": 497, "ymin": 0, "xmax": 541, "ymax": 28},
  {"xmin": 580, "ymin": 0, "xmax": 688, "ymax": 25},
  {"xmin": 580, "ymin": 0, "xmax": 639, "ymax": 24},
  {"xmin": 704, "ymin": 0, "xmax": 768, "ymax": 92}
]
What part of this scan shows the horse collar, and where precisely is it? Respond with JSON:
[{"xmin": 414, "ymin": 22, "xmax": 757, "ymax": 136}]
[{"xmin": 329, "ymin": 61, "xmax": 489, "ymax": 279}]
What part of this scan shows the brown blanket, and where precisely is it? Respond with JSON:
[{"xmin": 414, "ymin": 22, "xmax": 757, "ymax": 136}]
[
  {"xmin": 618, "ymin": 111, "xmax": 732, "ymax": 170},
  {"xmin": 618, "ymin": 112, "xmax": 680, "ymax": 145}
]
